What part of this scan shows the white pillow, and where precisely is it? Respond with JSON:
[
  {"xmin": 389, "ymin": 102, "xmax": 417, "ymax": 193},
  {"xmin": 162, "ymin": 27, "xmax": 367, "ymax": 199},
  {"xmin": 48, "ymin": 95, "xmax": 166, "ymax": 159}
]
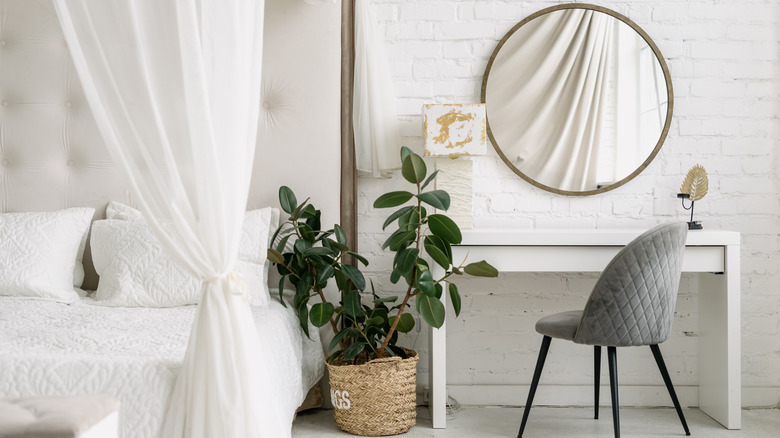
[
  {"xmin": 0, "ymin": 208, "xmax": 94, "ymax": 303},
  {"xmin": 73, "ymin": 216, "xmax": 91, "ymax": 289},
  {"xmin": 91, "ymin": 203, "xmax": 276, "ymax": 307},
  {"xmin": 105, "ymin": 200, "xmax": 144, "ymax": 221},
  {"xmin": 105, "ymin": 201, "xmax": 279, "ymax": 297},
  {"xmin": 266, "ymin": 207, "xmax": 281, "ymax": 282}
]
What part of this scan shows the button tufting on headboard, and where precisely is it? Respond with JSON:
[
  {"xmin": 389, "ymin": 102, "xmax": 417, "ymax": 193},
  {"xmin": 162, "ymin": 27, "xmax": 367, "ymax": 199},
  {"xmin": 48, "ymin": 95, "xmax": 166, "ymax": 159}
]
[
  {"xmin": 0, "ymin": 0, "xmax": 342, "ymax": 289},
  {"xmin": 250, "ymin": 0, "xmax": 341, "ymax": 226},
  {"xmin": 0, "ymin": 0, "xmax": 127, "ymax": 218},
  {"xmin": 258, "ymin": 80, "xmax": 295, "ymax": 130}
]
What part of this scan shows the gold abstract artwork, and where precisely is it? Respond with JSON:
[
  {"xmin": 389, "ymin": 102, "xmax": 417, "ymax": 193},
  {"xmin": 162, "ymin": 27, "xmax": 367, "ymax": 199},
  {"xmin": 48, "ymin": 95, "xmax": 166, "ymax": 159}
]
[
  {"xmin": 423, "ymin": 104, "xmax": 487, "ymax": 157},
  {"xmin": 679, "ymin": 164, "xmax": 709, "ymax": 201}
]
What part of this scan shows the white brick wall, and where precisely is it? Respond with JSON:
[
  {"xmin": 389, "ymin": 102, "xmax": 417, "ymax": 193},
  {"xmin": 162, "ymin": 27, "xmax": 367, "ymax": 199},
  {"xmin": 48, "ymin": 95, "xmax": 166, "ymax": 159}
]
[{"xmin": 356, "ymin": 0, "xmax": 780, "ymax": 408}]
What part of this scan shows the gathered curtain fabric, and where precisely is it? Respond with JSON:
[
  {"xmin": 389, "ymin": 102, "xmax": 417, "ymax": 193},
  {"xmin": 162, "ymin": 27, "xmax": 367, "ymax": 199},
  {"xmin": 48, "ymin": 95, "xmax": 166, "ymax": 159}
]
[
  {"xmin": 353, "ymin": 0, "xmax": 400, "ymax": 178},
  {"xmin": 53, "ymin": 1, "xmax": 286, "ymax": 437},
  {"xmin": 486, "ymin": 8, "xmax": 616, "ymax": 191}
]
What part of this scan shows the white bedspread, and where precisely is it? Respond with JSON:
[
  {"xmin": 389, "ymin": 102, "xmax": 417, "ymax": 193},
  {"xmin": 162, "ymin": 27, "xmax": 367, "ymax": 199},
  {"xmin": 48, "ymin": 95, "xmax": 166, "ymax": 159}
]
[{"xmin": 0, "ymin": 296, "xmax": 324, "ymax": 438}]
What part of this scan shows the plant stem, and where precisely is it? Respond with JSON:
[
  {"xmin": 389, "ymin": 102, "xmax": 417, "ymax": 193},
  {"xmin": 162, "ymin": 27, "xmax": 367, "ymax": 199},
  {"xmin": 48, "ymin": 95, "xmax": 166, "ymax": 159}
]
[
  {"xmin": 355, "ymin": 324, "xmax": 378, "ymax": 356},
  {"xmin": 306, "ymin": 260, "xmax": 345, "ymax": 349},
  {"xmin": 376, "ymin": 274, "xmax": 416, "ymax": 358},
  {"xmin": 376, "ymin": 180, "xmax": 425, "ymax": 358},
  {"xmin": 415, "ymin": 181, "xmax": 423, "ymax": 250}
]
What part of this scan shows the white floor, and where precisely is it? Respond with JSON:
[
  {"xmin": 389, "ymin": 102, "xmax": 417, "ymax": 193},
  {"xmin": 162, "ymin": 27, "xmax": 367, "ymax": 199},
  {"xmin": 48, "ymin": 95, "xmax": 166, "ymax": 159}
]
[{"xmin": 293, "ymin": 406, "xmax": 780, "ymax": 437}]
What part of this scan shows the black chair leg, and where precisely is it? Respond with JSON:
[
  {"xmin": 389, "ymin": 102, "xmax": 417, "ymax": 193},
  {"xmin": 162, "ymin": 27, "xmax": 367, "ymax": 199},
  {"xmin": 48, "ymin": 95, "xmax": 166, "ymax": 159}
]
[
  {"xmin": 594, "ymin": 345, "xmax": 601, "ymax": 420},
  {"xmin": 517, "ymin": 335, "xmax": 552, "ymax": 438},
  {"xmin": 650, "ymin": 344, "xmax": 691, "ymax": 436},
  {"xmin": 607, "ymin": 346, "xmax": 620, "ymax": 438}
]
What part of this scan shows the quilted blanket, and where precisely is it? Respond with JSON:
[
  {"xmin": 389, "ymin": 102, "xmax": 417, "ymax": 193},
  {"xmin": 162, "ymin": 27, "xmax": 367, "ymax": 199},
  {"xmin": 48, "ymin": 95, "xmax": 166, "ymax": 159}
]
[{"xmin": 0, "ymin": 296, "xmax": 324, "ymax": 438}]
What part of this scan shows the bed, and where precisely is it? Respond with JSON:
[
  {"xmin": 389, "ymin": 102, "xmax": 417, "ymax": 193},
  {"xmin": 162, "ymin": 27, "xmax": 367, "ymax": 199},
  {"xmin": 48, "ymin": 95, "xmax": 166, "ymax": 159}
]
[
  {"xmin": 0, "ymin": 202, "xmax": 326, "ymax": 438},
  {"xmin": 0, "ymin": 296, "xmax": 323, "ymax": 438},
  {"xmin": 0, "ymin": 0, "xmax": 342, "ymax": 436}
]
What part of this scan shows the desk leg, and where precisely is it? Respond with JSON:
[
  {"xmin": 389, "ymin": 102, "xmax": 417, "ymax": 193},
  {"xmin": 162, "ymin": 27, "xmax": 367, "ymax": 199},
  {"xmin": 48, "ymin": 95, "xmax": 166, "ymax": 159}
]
[
  {"xmin": 698, "ymin": 243, "xmax": 741, "ymax": 429},
  {"xmin": 429, "ymin": 269, "xmax": 447, "ymax": 429},
  {"xmin": 429, "ymin": 319, "xmax": 446, "ymax": 428}
]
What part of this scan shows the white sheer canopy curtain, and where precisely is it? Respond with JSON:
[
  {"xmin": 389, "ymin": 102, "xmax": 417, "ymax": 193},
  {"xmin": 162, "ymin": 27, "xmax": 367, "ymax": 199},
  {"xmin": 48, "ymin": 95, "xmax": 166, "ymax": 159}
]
[
  {"xmin": 353, "ymin": 0, "xmax": 400, "ymax": 178},
  {"xmin": 54, "ymin": 1, "xmax": 287, "ymax": 437}
]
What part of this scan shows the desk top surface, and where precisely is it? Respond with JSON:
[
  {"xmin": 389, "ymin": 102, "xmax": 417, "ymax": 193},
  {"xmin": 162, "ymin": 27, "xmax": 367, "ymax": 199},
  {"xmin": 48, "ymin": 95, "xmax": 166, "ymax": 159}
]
[{"xmin": 459, "ymin": 228, "xmax": 740, "ymax": 246}]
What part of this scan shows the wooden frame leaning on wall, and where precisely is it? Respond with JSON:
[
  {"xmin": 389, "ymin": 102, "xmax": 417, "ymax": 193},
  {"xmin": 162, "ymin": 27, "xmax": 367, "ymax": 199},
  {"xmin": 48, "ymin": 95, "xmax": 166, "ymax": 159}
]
[{"xmin": 340, "ymin": 0, "xmax": 358, "ymax": 254}]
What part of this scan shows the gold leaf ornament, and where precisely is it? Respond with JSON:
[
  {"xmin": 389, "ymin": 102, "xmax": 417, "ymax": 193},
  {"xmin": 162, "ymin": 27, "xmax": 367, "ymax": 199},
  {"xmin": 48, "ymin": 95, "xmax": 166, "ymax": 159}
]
[{"xmin": 679, "ymin": 164, "xmax": 708, "ymax": 201}]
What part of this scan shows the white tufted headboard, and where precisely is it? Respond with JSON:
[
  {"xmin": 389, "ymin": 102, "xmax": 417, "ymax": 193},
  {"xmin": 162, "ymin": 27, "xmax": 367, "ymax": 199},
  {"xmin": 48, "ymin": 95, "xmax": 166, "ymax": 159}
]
[{"xmin": 0, "ymin": 0, "xmax": 342, "ymax": 289}]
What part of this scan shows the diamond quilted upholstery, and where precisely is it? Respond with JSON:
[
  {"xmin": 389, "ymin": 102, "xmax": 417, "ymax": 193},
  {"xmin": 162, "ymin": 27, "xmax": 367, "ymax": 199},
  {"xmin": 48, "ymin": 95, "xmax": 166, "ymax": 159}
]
[{"xmin": 572, "ymin": 222, "xmax": 688, "ymax": 347}]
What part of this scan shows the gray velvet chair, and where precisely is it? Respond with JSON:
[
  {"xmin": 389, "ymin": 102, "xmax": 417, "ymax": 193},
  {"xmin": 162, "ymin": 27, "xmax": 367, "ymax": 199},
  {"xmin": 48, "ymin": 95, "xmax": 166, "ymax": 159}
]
[{"xmin": 517, "ymin": 222, "xmax": 690, "ymax": 438}]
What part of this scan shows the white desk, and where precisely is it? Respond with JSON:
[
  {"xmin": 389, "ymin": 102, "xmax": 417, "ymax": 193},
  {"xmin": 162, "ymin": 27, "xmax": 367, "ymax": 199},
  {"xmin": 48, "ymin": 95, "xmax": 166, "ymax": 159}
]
[{"xmin": 429, "ymin": 228, "xmax": 741, "ymax": 430}]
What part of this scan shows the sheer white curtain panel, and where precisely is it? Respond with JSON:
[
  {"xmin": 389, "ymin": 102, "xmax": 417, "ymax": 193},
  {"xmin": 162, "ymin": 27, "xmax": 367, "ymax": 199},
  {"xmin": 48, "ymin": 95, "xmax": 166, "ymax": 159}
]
[
  {"xmin": 354, "ymin": 0, "xmax": 401, "ymax": 178},
  {"xmin": 53, "ymin": 1, "xmax": 287, "ymax": 437}
]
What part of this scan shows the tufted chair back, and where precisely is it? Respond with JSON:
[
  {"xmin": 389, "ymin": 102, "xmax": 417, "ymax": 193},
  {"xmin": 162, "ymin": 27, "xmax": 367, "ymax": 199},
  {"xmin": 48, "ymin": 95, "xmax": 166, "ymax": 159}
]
[{"xmin": 574, "ymin": 222, "xmax": 688, "ymax": 347}]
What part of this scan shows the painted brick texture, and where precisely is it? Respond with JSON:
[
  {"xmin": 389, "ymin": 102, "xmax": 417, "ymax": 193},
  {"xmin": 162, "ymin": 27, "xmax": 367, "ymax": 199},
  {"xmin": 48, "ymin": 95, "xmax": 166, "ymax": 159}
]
[{"xmin": 356, "ymin": 0, "xmax": 780, "ymax": 408}]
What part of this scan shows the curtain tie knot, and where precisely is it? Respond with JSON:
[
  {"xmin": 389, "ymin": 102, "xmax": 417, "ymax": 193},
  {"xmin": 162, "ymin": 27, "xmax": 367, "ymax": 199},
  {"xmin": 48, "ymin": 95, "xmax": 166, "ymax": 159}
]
[{"xmin": 207, "ymin": 271, "xmax": 250, "ymax": 303}]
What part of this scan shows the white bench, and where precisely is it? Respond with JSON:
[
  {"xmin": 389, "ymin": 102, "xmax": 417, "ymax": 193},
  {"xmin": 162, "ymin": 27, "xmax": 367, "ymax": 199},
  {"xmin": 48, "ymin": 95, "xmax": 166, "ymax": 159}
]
[{"xmin": 0, "ymin": 395, "xmax": 119, "ymax": 438}]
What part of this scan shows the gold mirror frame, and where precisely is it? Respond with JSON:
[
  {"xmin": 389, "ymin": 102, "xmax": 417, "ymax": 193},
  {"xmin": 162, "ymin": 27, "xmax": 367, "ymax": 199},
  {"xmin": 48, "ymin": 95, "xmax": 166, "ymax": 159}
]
[{"xmin": 481, "ymin": 3, "xmax": 674, "ymax": 196}]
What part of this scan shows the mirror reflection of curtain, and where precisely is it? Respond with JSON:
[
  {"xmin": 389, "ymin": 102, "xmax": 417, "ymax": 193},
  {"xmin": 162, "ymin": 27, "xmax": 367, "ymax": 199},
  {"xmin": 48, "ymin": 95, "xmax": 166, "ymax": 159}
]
[
  {"xmin": 354, "ymin": 0, "xmax": 401, "ymax": 178},
  {"xmin": 54, "ymin": 1, "xmax": 288, "ymax": 437},
  {"xmin": 487, "ymin": 9, "xmax": 616, "ymax": 191}
]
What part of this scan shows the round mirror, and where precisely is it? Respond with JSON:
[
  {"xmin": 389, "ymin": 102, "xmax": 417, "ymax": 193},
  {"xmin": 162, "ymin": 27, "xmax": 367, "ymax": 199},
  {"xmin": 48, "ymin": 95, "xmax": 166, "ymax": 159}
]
[{"xmin": 482, "ymin": 4, "xmax": 673, "ymax": 195}]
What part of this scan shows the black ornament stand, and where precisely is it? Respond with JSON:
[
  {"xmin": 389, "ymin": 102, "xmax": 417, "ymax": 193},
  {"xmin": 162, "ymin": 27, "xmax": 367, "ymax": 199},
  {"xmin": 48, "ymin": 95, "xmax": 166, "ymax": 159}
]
[{"xmin": 677, "ymin": 193, "xmax": 702, "ymax": 230}]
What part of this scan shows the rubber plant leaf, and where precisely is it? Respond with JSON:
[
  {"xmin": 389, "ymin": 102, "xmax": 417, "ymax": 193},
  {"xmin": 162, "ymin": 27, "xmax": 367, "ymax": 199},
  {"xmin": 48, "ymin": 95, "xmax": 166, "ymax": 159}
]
[
  {"xmin": 428, "ymin": 214, "xmax": 462, "ymax": 244},
  {"xmin": 416, "ymin": 293, "xmax": 446, "ymax": 328},
  {"xmin": 401, "ymin": 153, "xmax": 427, "ymax": 184},
  {"xmin": 417, "ymin": 190, "xmax": 451, "ymax": 211},
  {"xmin": 309, "ymin": 302, "xmax": 335, "ymax": 328},
  {"xmin": 278, "ymin": 185, "xmax": 297, "ymax": 214},
  {"xmin": 374, "ymin": 191, "xmax": 414, "ymax": 208}
]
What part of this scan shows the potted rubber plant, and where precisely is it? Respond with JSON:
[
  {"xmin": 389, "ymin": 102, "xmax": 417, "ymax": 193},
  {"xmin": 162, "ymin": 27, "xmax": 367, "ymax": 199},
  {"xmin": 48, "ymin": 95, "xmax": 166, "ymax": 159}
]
[
  {"xmin": 265, "ymin": 185, "xmax": 368, "ymax": 344},
  {"xmin": 267, "ymin": 147, "xmax": 497, "ymax": 436}
]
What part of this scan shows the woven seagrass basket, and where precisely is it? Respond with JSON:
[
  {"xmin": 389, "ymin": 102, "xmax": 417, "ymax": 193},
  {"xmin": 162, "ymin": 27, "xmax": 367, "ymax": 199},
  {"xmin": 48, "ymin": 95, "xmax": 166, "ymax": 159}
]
[{"xmin": 326, "ymin": 348, "xmax": 418, "ymax": 436}]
